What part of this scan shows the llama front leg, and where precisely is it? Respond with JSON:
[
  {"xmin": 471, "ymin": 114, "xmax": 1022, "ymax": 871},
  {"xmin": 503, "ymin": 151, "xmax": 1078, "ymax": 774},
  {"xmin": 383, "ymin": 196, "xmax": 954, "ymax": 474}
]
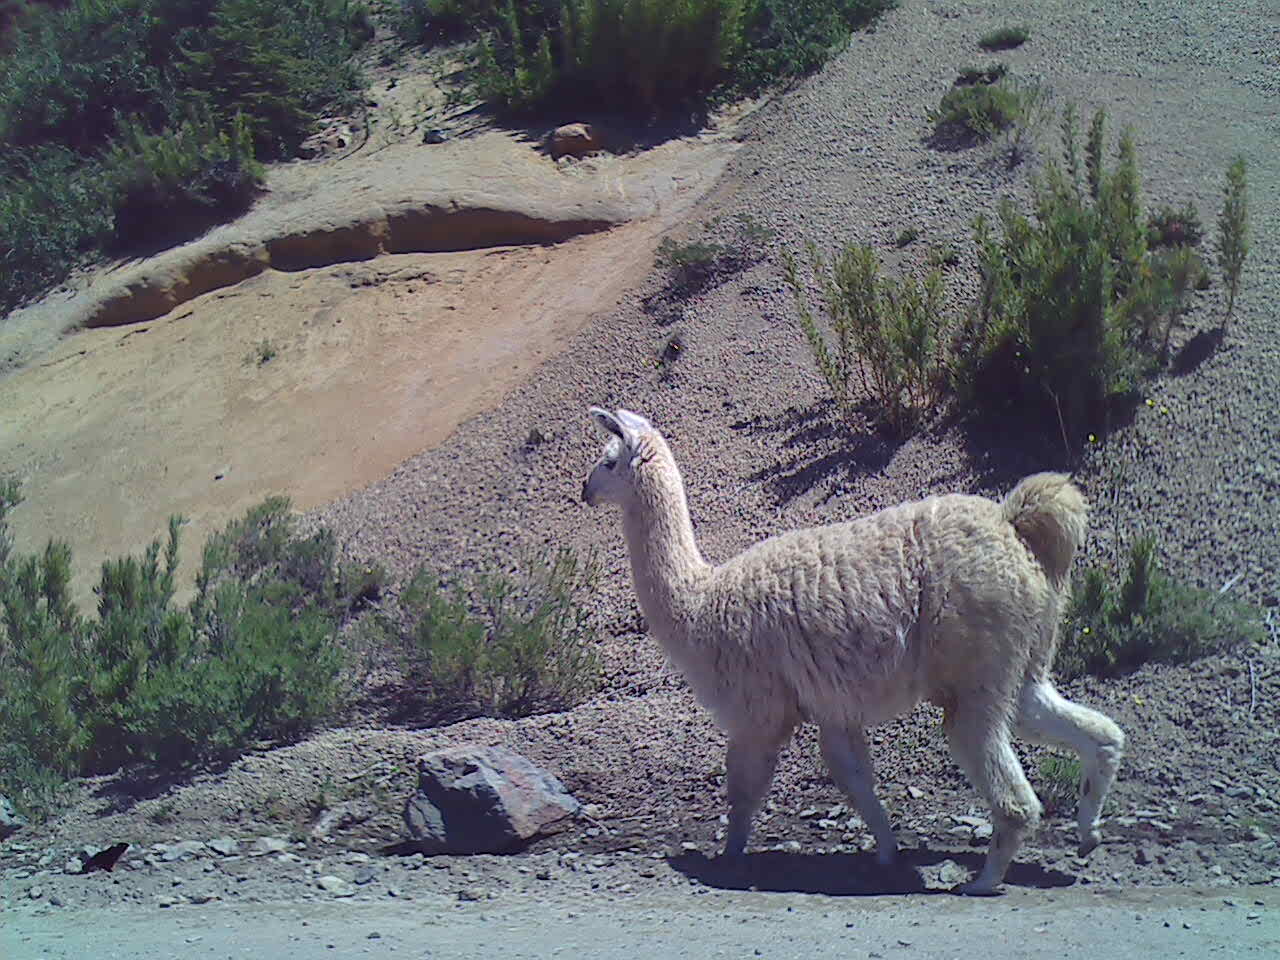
[
  {"xmin": 722, "ymin": 735, "xmax": 787, "ymax": 858},
  {"xmin": 818, "ymin": 725, "xmax": 898, "ymax": 865}
]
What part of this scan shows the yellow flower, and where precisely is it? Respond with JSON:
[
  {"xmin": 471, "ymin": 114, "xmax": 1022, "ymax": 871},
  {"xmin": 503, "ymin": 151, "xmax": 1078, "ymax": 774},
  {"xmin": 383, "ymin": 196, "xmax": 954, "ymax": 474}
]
[
  {"xmin": 1145, "ymin": 398, "xmax": 1155, "ymax": 407},
  {"xmin": 1082, "ymin": 626, "xmax": 1091, "ymax": 635}
]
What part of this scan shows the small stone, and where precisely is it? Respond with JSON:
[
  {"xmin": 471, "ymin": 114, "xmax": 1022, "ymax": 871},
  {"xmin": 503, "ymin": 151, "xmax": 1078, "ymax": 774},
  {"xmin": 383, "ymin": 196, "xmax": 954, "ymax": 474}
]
[
  {"xmin": 158, "ymin": 840, "xmax": 207, "ymax": 862},
  {"xmin": 353, "ymin": 866, "xmax": 377, "ymax": 886},
  {"xmin": 48, "ymin": 894, "xmax": 63, "ymax": 907},
  {"xmin": 457, "ymin": 887, "xmax": 484, "ymax": 902},
  {"xmin": 207, "ymin": 837, "xmax": 240, "ymax": 857},
  {"xmin": 907, "ymin": 786, "xmax": 925, "ymax": 800},
  {"xmin": 317, "ymin": 876, "xmax": 354, "ymax": 897},
  {"xmin": 157, "ymin": 895, "xmax": 183, "ymax": 908},
  {"xmin": 28, "ymin": 886, "xmax": 43, "ymax": 900},
  {"xmin": 536, "ymin": 869, "xmax": 553, "ymax": 880},
  {"xmin": 367, "ymin": 932, "xmax": 382, "ymax": 940},
  {"xmin": 248, "ymin": 837, "xmax": 289, "ymax": 857},
  {"xmin": 64, "ymin": 858, "xmax": 85, "ymax": 876}
]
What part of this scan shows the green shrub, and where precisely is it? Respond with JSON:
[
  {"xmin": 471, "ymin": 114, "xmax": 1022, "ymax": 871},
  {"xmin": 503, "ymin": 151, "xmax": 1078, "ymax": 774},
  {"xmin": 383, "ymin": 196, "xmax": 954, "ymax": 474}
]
[
  {"xmin": 731, "ymin": 0, "xmax": 896, "ymax": 94},
  {"xmin": 958, "ymin": 107, "xmax": 1176, "ymax": 441},
  {"xmin": 1217, "ymin": 155, "xmax": 1249, "ymax": 321},
  {"xmin": 0, "ymin": 490, "xmax": 358, "ymax": 816},
  {"xmin": 0, "ymin": 0, "xmax": 370, "ymax": 314},
  {"xmin": 1057, "ymin": 534, "xmax": 1267, "ymax": 681},
  {"xmin": 104, "ymin": 111, "xmax": 263, "ymax": 250},
  {"xmin": 785, "ymin": 241, "xmax": 948, "ymax": 435},
  {"xmin": 653, "ymin": 214, "xmax": 774, "ymax": 301},
  {"xmin": 929, "ymin": 75, "xmax": 1049, "ymax": 160},
  {"xmin": 1146, "ymin": 201, "xmax": 1204, "ymax": 249},
  {"xmin": 401, "ymin": 549, "xmax": 602, "ymax": 721},
  {"xmin": 954, "ymin": 62, "xmax": 1006, "ymax": 87},
  {"xmin": 0, "ymin": 146, "xmax": 114, "ymax": 312},
  {"xmin": 1037, "ymin": 752, "xmax": 1081, "ymax": 817},
  {"xmin": 978, "ymin": 25, "xmax": 1028, "ymax": 51},
  {"xmin": 394, "ymin": 0, "xmax": 896, "ymax": 114}
]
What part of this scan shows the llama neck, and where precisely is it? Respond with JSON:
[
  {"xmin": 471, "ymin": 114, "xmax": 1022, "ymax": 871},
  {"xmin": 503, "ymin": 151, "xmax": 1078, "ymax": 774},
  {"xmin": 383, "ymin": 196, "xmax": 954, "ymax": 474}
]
[{"xmin": 621, "ymin": 443, "xmax": 710, "ymax": 635}]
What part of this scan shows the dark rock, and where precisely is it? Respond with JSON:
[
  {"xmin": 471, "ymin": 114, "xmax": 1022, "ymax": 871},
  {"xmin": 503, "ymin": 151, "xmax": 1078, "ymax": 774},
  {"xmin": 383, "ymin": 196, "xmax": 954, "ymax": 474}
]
[{"xmin": 403, "ymin": 745, "xmax": 580, "ymax": 855}]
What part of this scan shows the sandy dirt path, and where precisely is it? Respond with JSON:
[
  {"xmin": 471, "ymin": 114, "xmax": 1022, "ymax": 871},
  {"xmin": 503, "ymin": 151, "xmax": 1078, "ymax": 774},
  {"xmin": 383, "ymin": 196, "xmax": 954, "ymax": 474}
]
[{"xmin": 6, "ymin": 884, "xmax": 1278, "ymax": 960}]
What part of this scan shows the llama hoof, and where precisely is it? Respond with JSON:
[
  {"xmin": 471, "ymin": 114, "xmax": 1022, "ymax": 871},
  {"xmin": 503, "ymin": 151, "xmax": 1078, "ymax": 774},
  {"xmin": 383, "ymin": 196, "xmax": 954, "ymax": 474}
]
[
  {"xmin": 956, "ymin": 879, "xmax": 1003, "ymax": 897},
  {"xmin": 1077, "ymin": 830, "xmax": 1102, "ymax": 857}
]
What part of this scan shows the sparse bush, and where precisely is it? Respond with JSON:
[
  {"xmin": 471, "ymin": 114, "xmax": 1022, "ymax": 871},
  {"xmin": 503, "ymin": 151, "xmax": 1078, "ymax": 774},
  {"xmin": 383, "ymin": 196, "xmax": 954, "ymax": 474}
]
[
  {"xmin": 1146, "ymin": 201, "xmax": 1204, "ymax": 249},
  {"xmin": 401, "ymin": 549, "xmax": 602, "ymax": 722},
  {"xmin": 1037, "ymin": 752, "xmax": 1081, "ymax": 817},
  {"xmin": 931, "ymin": 81, "xmax": 1021, "ymax": 140},
  {"xmin": 395, "ymin": 0, "xmax": 896, "ymax": 114},
  {"xmin": 895, "ymin": 227, "xmax": 919, "ymax": 247},
  {"xmin": 785, "ymin": 241, "xmax": 948, "ymax": 435},
  {"xmin": 104, "ymin": 112, "xmax": 263, "ymax": 251},
  {"xmin": 930, "ymin": 75, "xmax": 1049, "ymax": 162},
  {"xmin": 927, "ymin": 243, "xmax": 961, "ymax": 269},
  {"xmin": 978, "ymin": 25, "xmax": 1028, "ymax": 51},
  {"xmin": 957, "ymin": 107, "xmax": 1182, "ymax": 441},
  {"xmin": 0, "ymin": 0, "xmax": 371, "ymax": 314},
  {"xmin": 0, "ymin": 490, "xmax": 361, "ymax": 816},
  {"xmin": 954, "ymin": 62, "xmax": 1006, "ymax": 87},
  {"xmin": 1057, "ymin": 534, "xmax": 1267, "ymax": 680},
  {"xmin": 653, "ymin": 214, "xmax": 774, "ymax": 302},
  {"xmin": 1217, "ymin": 155, "xmax": 1249, "ymax": 320}
]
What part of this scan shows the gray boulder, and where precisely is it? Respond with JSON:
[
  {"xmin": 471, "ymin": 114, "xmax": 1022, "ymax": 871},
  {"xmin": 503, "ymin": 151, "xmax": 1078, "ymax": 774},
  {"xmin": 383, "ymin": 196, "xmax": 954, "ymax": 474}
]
[
  {"xmin": 1, "ymin": 794, "xmax": 28, "ymax": 839},
  {"xmin": 403, "ymin": 745, "xmax": 580, "ymax": 855}
]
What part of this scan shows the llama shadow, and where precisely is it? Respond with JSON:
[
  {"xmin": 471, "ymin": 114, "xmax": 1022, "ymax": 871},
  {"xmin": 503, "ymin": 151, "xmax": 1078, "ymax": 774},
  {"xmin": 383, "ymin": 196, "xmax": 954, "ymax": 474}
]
[
  {"xmin": 668, "ymin": 847, "xmax": 1075, "ymax": 897},
  {"xmin": 731, "ymin": 402, "xmax": 897, "ymax": 507}
]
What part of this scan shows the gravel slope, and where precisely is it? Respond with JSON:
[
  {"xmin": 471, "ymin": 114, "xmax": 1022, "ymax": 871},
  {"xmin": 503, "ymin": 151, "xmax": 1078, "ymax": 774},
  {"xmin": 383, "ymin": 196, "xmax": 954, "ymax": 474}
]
[{"xmin": 6, "ymin": 0, "xmax": 1279, "ymax": 914}]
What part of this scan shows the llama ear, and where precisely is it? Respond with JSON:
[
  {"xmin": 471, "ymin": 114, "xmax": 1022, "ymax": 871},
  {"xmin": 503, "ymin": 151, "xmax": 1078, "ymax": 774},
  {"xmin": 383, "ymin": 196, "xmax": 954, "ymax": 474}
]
[
  {"xmin": 614, "ymin": 409, "xmax": 652, "ymax": 434},
  {"xmin": 589, "ymin": 406, "xmax": 624, "ymax": 439}
]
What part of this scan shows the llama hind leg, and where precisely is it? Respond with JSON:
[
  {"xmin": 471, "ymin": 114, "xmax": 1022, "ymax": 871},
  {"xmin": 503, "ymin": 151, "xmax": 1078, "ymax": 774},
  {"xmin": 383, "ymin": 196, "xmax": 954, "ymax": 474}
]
[
  {"xmin": 722, "ymin": 725, "xmax": 793, "ymax": 858},
  {"xmin": 1016, "ymin": 678, "xmax": 1125, "ymax": 856},
  {"xmin": 819, "ymin": 725, "xmax": 897, "ymax": 864},
  {"xmin": 944, "ymin": 706, "xmax": 1042, "ymax": 896}
]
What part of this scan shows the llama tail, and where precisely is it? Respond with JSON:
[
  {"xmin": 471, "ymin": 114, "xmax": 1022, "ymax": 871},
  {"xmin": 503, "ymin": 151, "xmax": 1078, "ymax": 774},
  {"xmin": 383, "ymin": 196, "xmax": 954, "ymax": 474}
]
[{"xmin": 1002, "ymin": 473, "xmax": 1087, "ymax": 589}]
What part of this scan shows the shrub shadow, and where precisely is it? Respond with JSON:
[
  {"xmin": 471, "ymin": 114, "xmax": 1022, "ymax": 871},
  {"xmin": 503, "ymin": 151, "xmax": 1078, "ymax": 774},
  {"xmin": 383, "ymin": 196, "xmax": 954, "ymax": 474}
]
[
  {"xmin": 88, "ymin": 755, "xmax": 238, "ymax": 816},
  {"xmin": 668, "ymin": 847, "xmax": 1075, "ymax": 896},
  {"xmin": 922, "ymin": 123, "xmax": 985, "ymax": 154},
  {"xmin": 1171, "ymin": 326, "xmax": 1225, "ymax": 376},
  {"xmin": 731, "ymin": 401, "xmax": 897, "ymax": 507},
  {"xmin": 950, "ymin": 385, "xmax": 1142, "ymax": 492}
]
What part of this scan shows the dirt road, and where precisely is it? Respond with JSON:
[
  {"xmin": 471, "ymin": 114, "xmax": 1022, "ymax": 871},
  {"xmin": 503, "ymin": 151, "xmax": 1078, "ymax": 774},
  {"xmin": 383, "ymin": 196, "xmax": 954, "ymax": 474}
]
[{"xmin": 7, "ymin": 884, "xmax": 1278, "ymax": 959}]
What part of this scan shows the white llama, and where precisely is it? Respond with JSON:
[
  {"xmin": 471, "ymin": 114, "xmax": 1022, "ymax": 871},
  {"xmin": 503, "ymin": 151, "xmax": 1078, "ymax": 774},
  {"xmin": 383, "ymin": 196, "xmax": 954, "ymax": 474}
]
[{"xmin": 582, "ymin": 406, "xmax": 1124, "ymax": 895}]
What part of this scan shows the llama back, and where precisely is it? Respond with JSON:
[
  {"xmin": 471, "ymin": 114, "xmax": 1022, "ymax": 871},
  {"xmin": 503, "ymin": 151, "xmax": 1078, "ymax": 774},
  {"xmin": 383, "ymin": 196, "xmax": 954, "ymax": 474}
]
[{"xmin": 1001, "ymin": 473, "xmax": 1087, "ymax": 590}]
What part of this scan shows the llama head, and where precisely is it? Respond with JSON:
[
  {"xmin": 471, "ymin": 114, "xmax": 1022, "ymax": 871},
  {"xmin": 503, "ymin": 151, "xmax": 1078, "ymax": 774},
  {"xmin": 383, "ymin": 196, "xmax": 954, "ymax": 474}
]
[{"xmin": 582, "ymin": 406, "xmax": 655, "ymax": 507}]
